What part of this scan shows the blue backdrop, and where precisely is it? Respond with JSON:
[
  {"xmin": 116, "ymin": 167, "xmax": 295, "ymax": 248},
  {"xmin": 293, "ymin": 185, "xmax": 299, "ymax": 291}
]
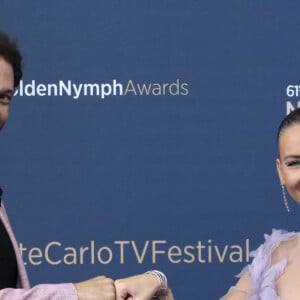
[{"xmin": 1, "ymin": 1, "xmax": 300, "ymax": 298}]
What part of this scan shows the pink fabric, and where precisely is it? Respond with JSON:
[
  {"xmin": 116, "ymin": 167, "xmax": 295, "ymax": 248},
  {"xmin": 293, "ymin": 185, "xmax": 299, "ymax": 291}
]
[{"xmin": 0, "ymin": 203, "xmax": 78, "ymax": 299}]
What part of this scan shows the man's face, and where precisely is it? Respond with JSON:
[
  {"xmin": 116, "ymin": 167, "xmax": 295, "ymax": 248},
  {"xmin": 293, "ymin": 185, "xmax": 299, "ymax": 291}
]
[{"xmin": 0, "ymin": 56, "xmax": 14, "ymax": 130}]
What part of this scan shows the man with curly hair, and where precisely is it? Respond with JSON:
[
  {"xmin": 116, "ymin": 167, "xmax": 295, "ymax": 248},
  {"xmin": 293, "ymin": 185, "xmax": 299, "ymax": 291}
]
[{"xmin": 0, "ymin": 31, "xmax": 173, "ymax": 300}]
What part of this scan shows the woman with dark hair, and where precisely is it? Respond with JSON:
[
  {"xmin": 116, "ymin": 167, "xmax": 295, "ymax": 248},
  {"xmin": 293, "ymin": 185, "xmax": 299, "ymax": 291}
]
[{"xmin": 221, "ymin": 107, "xmax": 300, "ymax": 299}]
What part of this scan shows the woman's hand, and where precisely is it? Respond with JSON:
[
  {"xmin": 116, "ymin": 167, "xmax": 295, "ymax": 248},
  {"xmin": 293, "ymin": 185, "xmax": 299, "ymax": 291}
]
[{"xmin": 115, "ymin": 273, "xmax": 174, "ymax": 300}]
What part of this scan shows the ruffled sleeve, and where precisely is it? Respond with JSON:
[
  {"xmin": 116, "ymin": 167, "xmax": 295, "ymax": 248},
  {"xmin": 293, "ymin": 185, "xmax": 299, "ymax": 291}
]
[{"xmin": 238, "ymin": 229, "xmax": 297, "ymax": 300}]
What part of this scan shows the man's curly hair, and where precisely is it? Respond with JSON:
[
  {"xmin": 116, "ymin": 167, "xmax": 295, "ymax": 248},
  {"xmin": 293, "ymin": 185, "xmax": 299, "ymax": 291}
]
[{"xmin": 0, "ymin": 32, "xmax": 22, "ymax": 89}]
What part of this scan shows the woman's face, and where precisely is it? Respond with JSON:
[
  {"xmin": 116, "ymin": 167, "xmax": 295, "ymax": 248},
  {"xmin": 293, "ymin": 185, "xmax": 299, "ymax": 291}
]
[{"xmin": 277, "ymin": 123, "xmax": 300, "ymax": 204}]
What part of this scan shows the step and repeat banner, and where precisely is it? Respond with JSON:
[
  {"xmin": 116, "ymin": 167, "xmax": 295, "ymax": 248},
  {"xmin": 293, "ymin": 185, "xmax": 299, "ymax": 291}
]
[{"xmin": 1, "ymin": 1, "xmax": 300, "ymax": 299}]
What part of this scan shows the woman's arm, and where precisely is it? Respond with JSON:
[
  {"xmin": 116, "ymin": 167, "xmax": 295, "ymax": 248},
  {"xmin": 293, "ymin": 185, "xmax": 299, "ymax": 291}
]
[{"xmin": 219, "ymin": 272, "xmax": 251, "ymax": 300}]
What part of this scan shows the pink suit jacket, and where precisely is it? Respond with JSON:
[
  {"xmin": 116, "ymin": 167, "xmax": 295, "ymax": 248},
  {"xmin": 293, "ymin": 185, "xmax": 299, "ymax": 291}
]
[{"xmin": 0, "ymin": 203, "xmax": 78, "ymax": 299}]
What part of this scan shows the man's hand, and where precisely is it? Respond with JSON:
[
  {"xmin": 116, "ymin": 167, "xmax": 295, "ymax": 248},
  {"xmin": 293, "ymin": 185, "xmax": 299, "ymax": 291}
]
[{"xmin": 74, "ymin": 275, "xmax": 116, "ymax": 300}]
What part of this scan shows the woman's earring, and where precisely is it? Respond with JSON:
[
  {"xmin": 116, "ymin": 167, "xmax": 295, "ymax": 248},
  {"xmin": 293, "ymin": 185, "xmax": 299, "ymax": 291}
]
[{"xmin": 281, "ymin": 184, "xmax": 290, "ymax": 212}]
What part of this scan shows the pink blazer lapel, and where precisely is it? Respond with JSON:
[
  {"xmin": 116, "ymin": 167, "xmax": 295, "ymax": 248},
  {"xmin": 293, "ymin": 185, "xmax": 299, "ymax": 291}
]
[{"xmin": 0, "ymin": 203, "xmax": 30, "ymax": 289}]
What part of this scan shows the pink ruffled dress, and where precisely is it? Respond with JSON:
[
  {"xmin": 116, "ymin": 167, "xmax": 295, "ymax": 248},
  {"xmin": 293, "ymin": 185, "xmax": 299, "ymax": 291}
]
[{"xmin": 220, "ymin": 229, "xmax": 300, "ymax": 300}]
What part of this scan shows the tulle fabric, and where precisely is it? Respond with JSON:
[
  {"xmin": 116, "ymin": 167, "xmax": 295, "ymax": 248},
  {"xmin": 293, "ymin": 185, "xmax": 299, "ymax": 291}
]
[
  {"xmin": 220, "ymin": 229, "xmax": 299, "ymax": 300},
  {"xmin": 237, "ymin": 229, "xmax": 297, "ymax": 300}
]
